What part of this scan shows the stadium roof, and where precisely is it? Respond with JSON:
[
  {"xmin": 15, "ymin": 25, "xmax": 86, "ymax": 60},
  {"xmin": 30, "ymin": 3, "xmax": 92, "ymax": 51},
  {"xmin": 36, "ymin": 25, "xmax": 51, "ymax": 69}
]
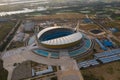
[
  {"xmin": 37, "ymin": 27, "xmax": 62, "ymax": 38},
  {"xmin": 37, "ymin": 27, "xmax": 82, "ymax": 46},
  {"xmin": 41, "ymin": 32, "xmax": 82, "ymax": 45}
]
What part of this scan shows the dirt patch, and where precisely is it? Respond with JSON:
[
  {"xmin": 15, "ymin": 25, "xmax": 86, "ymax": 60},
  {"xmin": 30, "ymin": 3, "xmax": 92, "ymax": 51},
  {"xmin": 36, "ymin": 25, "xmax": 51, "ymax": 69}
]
[{"xmin": 81, "ymin": 61, "xmax": 120, "ymax": 80}]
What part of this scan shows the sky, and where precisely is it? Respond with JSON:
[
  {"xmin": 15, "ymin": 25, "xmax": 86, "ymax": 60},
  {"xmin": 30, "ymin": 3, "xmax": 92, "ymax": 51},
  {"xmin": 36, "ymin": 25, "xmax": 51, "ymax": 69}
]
[{"xmin": 0, "ymin": 0, "xmax": 120, "ymax": 3}]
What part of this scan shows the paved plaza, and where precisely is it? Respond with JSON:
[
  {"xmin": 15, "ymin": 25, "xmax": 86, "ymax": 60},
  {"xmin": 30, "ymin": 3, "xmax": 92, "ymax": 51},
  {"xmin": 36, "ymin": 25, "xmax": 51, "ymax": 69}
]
[{"xmin": 1, "ymin": 45, "xmax": 84, "ymax": 80}]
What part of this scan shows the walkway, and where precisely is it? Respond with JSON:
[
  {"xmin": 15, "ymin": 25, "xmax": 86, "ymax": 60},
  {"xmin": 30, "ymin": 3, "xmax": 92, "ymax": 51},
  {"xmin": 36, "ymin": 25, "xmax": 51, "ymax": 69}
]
[
  {"xmin": 57, "ymin": 56, "xmax": 84, "ymax": 80},
  {"xmin": 2, "ymin": 46, "xmax": 59, "ymax": 80}
]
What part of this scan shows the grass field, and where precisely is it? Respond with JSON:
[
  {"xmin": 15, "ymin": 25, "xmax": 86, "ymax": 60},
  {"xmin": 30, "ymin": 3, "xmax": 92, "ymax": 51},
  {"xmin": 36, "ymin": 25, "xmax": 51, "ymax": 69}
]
[
  {"xmin": 31, "ymin": 13, "xmax": 85, "ymax": 20},
  {"xmin": 79, "ymin": 24, "xmax": 99, "ymax": 32},
  {"xmin": 0, "ymin": 21, "xmax": 16, "ymax": 42},
  {"xmin": 81, "ymin": 61, "xmax": 120, "ymax": 80},
  {"xmin": 113, "ymin": 32, "xmax": 120, "ymax": 38},
  {"xmin": 105, "ymin": 22, "xmax": 120, "ymax": 28},
  {"xmin": 7, "ymin": 41, "xmax": 24, "ymax": 50},
  {"xmin": 116, "ymin": 17, "xmax": 120, "ymax": 20}
]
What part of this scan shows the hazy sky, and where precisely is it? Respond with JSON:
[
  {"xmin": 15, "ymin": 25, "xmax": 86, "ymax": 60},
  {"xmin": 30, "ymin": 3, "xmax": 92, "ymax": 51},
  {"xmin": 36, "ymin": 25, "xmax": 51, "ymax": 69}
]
[{"xmin": 0, "ymin": 0, "xmax": 120, "ymax": 3}]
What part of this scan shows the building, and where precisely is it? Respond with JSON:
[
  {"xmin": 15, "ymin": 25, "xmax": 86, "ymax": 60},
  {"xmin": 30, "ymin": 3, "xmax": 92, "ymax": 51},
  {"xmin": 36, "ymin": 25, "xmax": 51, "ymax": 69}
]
[
  {"xmin": 31, "ymin": 27, "xmax": 93, "ymax": 59},
  {"xmin": 23, "ymin": 21, "xmax": 35, "ymax": 32},
  {"xmin": 13, "ymin": 32, "xmax": 25, "ymax": 42}
]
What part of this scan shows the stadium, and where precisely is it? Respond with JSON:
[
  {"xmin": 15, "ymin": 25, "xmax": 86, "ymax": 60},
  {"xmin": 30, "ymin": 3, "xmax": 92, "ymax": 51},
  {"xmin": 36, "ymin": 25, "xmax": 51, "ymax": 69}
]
[
  {"xmin": 28, "ymin": 27, "xmax": 93, "ymax": 59},
  {"xmin": 37, "ymin": 27, "xmax": 83, "ymax": 49}
]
